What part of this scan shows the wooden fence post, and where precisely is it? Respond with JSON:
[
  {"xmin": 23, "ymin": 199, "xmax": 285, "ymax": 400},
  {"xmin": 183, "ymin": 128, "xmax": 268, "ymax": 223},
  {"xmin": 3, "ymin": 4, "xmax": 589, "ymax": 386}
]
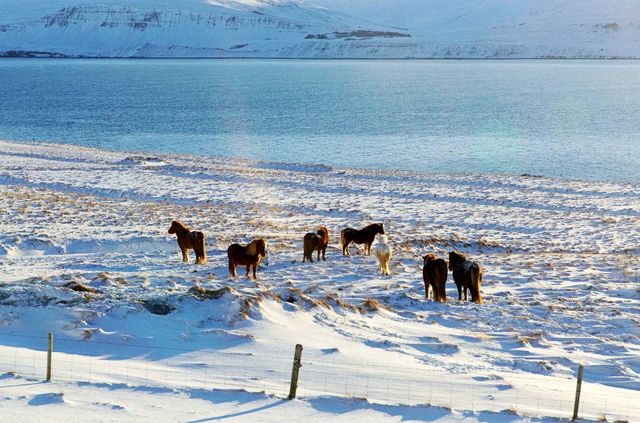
[
  {"xmin": 46, "ymin": 332, "xmax": 53, "ymax": 381},
  {"xmin": 288, "ymin": 344, "xmax": 303, "ymax": 400},
  {"xmin": 572, "ymin": 364, "xmax": 584, "ymax": 421}
]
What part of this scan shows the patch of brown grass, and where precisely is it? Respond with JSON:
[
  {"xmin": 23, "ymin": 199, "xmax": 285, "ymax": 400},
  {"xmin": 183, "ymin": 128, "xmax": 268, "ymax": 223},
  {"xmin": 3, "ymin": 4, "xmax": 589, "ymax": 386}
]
[
  {"xmin": 63, "ymin": 281, "xmax": 100, "ymax": 294},
  {"xmin": 187, "ymin": 285, "xmax": 232, "ymax": 300},
  {"xmin": 362, "ymin": 298, "xmax": 380, "ymax": 312}
]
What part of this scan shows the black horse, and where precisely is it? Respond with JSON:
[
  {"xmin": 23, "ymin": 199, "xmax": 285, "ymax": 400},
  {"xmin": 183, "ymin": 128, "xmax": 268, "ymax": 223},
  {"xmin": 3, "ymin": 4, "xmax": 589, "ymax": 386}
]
[{"xmin": 340, "ymin": 223, "xmax": 385, "ymax": 255}]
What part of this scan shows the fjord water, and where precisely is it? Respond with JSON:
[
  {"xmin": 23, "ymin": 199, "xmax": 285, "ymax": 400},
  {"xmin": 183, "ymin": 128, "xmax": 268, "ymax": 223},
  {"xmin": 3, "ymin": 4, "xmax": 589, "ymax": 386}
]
[{"xmin": 1, "ymin": 59, "xmax": 639, "ymax": 182}]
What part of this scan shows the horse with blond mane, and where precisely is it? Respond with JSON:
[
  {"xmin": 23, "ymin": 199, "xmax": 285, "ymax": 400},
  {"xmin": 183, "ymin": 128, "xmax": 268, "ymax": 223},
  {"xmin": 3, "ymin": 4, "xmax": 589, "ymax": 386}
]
[
  {"xmin": 372, "ymin": 234, "xmax": 392, "ymax": 275},
  {"xmin": 168, "ymin": 220, "xmax": 207, "ymax": 265},
  {"xmin": 228, "ymin": 238, "xmax": 267, "ymax": 279}
]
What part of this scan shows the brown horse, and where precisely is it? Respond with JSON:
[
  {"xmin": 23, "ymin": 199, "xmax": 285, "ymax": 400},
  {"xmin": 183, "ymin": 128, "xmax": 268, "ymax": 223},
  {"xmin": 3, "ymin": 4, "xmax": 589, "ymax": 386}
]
[
  {"xmin": 422, "ymin": 254, "xmax": 447, "ymax": 302},
  {"xmin": 228, "ymin": 238, "xmax": 267, "ymax": 279},
  {"xmin": 168, "ymin": 220, "xmax": 206, "ymax": 265},
  {"xmin": 449, "ymin": 251, "xmax": 483, "ymax": 304},
  {"xmin": 340, "ymin": 223, "xmax": 384, "ymax": 256},
  {"xmin": 303, "ymin": 226, "xmax": 329, "ymax": 263}
]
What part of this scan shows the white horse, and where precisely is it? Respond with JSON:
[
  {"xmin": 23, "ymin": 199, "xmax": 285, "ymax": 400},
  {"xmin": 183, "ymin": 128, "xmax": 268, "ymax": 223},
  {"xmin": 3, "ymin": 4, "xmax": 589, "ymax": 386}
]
[{"xmin": 372, "ymin": 234, "xmax": 392, "ymax": 275}]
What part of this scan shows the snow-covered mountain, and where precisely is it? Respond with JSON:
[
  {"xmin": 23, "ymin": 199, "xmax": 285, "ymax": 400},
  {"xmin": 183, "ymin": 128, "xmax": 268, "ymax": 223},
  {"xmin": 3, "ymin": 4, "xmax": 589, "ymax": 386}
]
[{"xmin": 1, "ymin": 0, "xmax": 639, "ymax": 58}]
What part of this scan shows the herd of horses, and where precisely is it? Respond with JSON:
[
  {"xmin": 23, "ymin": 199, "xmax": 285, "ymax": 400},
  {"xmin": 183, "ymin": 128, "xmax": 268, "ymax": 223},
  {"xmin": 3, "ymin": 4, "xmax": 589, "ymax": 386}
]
[{"xmin": 168, "ymin": 220, "xmax": 483, "ymax": 304}]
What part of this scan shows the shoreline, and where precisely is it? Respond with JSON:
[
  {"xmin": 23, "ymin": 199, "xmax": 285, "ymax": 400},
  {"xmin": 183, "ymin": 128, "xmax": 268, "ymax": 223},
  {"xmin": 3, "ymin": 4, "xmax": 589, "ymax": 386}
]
[
  {"xmin": 3, "ymin": 55, "xmax": 640, "ymax": 61},
  {"xmin": 3, "ymin": 138, "xmax": 638, "ymax": 187}
]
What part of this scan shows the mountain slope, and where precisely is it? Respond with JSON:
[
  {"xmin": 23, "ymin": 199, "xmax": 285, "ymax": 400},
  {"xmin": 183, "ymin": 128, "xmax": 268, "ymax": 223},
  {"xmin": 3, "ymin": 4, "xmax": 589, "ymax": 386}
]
[{"xmin": 0, "ymin": 0, "xmax": 639, "ymax": 58}]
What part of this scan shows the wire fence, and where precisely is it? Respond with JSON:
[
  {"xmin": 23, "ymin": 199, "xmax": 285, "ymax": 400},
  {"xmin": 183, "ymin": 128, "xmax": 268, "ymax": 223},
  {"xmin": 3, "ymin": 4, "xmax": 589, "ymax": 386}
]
[{"xmin": 0, "ymin": 332, "xmax": 638, "ymax": 422}]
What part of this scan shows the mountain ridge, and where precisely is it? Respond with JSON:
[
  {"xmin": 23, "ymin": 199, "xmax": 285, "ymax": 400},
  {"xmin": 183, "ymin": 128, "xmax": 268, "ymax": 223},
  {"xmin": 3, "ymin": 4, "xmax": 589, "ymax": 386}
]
[{"xmin": 1, "ymin": 0, "xmax": 639, "ymax": 58}]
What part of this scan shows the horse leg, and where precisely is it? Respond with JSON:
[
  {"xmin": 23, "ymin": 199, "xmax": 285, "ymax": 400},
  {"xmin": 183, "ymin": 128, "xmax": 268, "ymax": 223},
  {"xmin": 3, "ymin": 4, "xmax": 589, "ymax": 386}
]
[
  {"xmin": 228, "ymin": 260, "xmax": 237, "ymax": 278},
  {"xmin": 253, "ymin": 264, "xmax": 258, "ymax": 280},
  {"xmin": 317, "ymin": 249, "xmax": 321, "ymax": 262},
  {"xmin": 342, "ymin": 240, "xmax": 350, "ymax": 256},
  {"xmin": 181, "ymin": 248, "xmax": 188, "ymax": 263},
  {"xmin": 246, "ymin": 264, "xmax": 251, "ymax": 279},
  {"xmin": 457, "ymin": 283, "xmax": 462, "ymax": 301},
  {"xmin": 322, "ymin": 247, "xmax": 326, "ymax": 261},
  {"xmin": 439, "ymin": 282, "xmax": 446, "ymax": 302}
]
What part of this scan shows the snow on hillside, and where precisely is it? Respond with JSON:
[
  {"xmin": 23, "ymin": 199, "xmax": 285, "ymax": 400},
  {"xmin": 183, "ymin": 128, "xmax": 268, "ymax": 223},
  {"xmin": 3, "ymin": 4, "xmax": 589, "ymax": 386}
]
[
  {"xmin": 0, "ymin": 140, "xmax": 639, "ymax": 421},
  {"xmin": 0, "ymin": 0, "xmax": 639, "ymax": 58}
]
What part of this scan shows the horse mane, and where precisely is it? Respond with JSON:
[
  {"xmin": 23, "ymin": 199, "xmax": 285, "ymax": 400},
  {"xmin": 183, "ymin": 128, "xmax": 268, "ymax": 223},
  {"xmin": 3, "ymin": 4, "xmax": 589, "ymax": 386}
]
[
  {"xmin": 317, "ymin": 226, "xmax": 329, "ymax": 242},
  {"xmin": 450, "ymin": 250, "xmax": 466, "ymax": 261},
  {"xmin": 375, "ymin": 234, "xmax": 388, "ymax": 244},
  {"xmin": 246, "ymin": 238, "xmax": 266, "ymax": 257},
  {"xmin": 423, "ymin": 253, "xmax": 436, "ymax": 262},
  {"xmin": 449, "ymin": 250, "xmax": 467, "ymax": 270},
  {"xmin": 169, "ymin": 220, "xmax": 190, "ymax": 234},
  {"xmin": 364, "ymin": 223, "xmax": 384, "ymax": 233}
]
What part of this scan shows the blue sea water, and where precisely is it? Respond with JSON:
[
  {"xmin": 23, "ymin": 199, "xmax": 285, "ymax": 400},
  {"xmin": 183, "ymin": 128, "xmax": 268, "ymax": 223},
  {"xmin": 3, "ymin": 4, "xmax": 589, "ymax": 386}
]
[{"xmin": 1, "ymin": 58, "xmax": 639, "ymax": 182}]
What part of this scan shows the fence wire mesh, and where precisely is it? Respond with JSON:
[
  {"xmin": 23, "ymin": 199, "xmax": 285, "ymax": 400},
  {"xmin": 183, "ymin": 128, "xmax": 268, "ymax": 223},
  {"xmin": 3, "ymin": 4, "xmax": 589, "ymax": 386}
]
[{"xmin": 0, "ymin": 333, "xmax": 638, "ymax": 422}]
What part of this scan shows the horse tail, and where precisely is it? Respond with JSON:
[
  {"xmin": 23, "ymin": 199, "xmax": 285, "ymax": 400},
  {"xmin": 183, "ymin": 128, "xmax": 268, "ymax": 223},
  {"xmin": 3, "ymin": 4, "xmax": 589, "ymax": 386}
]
[
  {"xmin": 470, "ymin": 263, "xmax": 482, "ymax": 304},
  {"xmin": 227, "ymin": 245, "xmax": 236, "ymax": 277},
  {"xmin": 302, "ymin": 239, "xmax": 308, "ymax": 262},
  {"xmin": 192, "ymin": 232, "xmax": 206, "ymax": 265},
  {"xmin": 339, "ymin": 229, "xmax": 347, "ymax": 248},
  {"xmin": 199, "ymin": 234, "xmax": 207, "ymax": 265},
  {"xmin": 441, "ymin": 260, "xmax": 448, "ymax": 302}
]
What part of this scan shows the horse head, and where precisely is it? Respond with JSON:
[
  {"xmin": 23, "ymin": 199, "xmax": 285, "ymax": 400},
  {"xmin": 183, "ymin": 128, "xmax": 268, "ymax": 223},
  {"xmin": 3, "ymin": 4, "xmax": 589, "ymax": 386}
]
[
  {"xmin": 254, "ymin": 238, "xmax": 267, "ymax": 257},
  {"xmin": 448, "ymin": 251, "xmax": 466, "ymax": 270}
]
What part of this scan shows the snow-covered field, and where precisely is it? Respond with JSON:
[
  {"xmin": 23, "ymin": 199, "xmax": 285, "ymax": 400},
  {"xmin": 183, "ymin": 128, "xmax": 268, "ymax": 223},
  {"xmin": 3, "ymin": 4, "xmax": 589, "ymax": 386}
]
[{"xmin": 1, "ymin": 139, "xmax": 639, "ymax": 422}]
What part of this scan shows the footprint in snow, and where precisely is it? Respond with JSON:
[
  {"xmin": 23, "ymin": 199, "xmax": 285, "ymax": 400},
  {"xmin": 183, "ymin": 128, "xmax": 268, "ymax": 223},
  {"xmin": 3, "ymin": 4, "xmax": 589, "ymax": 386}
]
[
  {"xmin": 410, "ymin": 342, "xmax": 460, "ymax": 355},
  {"xmin": 28, "ymin": 393, "xmax": 65, "ymax": 406}
]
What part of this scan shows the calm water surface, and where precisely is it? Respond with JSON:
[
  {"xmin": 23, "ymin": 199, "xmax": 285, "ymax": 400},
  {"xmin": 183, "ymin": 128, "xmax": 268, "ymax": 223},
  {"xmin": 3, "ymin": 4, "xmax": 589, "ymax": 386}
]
[{"xmin": 1, "ymin": 59, "xmax": 639, "ymax": 182}]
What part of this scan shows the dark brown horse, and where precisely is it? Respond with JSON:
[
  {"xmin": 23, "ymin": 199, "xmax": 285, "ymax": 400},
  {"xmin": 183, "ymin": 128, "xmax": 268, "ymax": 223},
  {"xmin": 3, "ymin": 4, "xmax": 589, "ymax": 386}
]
[
  {"xmin": 168, "ymin": 220, "xmax": 206, "ymax": 265},
  {"xmin": 449, "ymin": 251, "xmax": 483, "ymax": 304},
  {"xmin": 340, "ymin": 223, "xmax": 384, "ymax": 256},
  {"xmin": 303, "ymin": 226, "xmax": 329, "ymax": 263},
  {"xmin": 228, "ymin": 238, "xmax": 267, "ymax": 279},
  {"xmin": 423, "ymin": 254, "xmax": 447, "ymax": 302}
]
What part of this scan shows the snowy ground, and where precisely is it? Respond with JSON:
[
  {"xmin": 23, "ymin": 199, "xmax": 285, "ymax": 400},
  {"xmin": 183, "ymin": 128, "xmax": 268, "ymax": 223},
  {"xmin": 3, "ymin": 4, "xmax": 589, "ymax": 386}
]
[{"xmin": 0, "ymin": 139, "xmax": 639, "ymax": 422}]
